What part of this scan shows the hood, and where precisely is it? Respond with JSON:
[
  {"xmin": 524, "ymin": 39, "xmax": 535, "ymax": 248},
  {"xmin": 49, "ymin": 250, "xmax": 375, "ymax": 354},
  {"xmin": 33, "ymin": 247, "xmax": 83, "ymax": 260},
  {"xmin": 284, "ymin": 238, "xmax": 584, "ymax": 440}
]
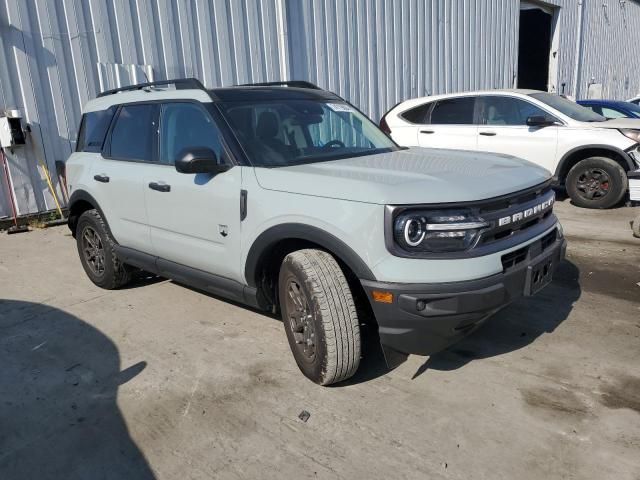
[
  {"xmin": 589, "ymin": 118, "xmax": 640, "ymax": 129},
  {"xmin": 254, "ymin": 148, "xmax": 551, "ymax": 205}
]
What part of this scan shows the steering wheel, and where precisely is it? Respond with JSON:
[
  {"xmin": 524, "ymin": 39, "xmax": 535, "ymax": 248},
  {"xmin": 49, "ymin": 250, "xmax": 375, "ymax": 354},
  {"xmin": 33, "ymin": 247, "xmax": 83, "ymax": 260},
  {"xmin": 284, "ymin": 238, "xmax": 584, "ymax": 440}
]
[{"xmin": 322, "ymin": 139, "xmax": 346, "ymax": 149}]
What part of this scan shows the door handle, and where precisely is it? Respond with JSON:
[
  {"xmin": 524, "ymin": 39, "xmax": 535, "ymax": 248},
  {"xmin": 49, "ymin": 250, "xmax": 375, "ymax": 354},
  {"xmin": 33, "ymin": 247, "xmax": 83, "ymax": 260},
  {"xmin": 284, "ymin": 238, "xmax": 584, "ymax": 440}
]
[
  {"xmin": 479, "ymin": 131, "xmax": 497, "ymax": 136},
  {"xmin": 420, "ymin": 130, "xmax": 435, "ymax": 134},
  {"xmin": 148, "ymin": 182, "xmax": 171, "ymax": 192},
  {"xmin": 93, "ymin": 174, "xmax": 110, "ymax": 183}
]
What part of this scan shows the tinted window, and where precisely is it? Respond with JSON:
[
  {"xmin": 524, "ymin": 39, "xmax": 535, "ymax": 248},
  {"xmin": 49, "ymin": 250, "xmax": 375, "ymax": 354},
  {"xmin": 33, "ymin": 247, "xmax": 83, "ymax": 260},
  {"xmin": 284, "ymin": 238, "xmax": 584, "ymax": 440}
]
[
  {"xmin": 580, "ymin": 104, "xmax": 602, "ymax": 116},
  {"xmin": 110, "ymin": 104, "xmax": 156, "ymax": 161},
  {"xmin": 430, "ymin": 97, "xmax": 476, "ymax": 124},
  {"xmin": 401, "ymin": 103, "xmax": 432, "ymax": 123},
  {"xmin": 160, "ymin": 103, "xmax": 223, "ymax": 165},
  {"xmin": 481, "ymin": 96, "xmax": 552, "ymax": 125},
  {"xmin": 76, "ymin": 107, "xmax": 116, "ymax": 152}
]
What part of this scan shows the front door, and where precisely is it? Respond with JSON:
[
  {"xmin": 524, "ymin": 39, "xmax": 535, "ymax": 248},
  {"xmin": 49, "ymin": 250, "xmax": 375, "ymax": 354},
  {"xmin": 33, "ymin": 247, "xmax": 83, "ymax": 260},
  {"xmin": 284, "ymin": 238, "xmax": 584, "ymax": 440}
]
[
  {"xmin": 476, "ymin": 95, "xmax": 559, "ymax": 173},
  {"xmin": 144, "ymin": 101, "xmax": 243, "ymax": 283}
]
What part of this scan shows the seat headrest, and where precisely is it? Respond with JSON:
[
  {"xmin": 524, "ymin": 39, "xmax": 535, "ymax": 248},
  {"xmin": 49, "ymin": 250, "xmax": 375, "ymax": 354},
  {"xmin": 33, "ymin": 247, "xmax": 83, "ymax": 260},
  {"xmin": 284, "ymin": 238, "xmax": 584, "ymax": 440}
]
[{"xmin": 257, "ymin": 111, "xmax": 279, "ymax": 139}]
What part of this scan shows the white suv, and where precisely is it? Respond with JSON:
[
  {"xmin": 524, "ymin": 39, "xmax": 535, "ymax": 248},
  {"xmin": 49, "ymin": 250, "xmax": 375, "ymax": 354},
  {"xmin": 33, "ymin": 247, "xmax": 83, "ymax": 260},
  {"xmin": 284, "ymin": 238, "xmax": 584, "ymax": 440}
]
[
  {"xmin": 66, "ymin": 79, "xmax": 565, "ymax": 385},
  {"xmin": 382, "ymin": 90, "xmax": 640, "ymax": 209}
]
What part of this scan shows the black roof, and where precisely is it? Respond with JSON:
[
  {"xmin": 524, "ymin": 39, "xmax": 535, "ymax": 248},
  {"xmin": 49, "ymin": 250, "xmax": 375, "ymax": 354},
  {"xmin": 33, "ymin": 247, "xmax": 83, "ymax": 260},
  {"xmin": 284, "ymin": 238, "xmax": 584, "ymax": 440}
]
[{"xmin": 209, "ymin": 86, "xmax": 341, "ymax": 102}]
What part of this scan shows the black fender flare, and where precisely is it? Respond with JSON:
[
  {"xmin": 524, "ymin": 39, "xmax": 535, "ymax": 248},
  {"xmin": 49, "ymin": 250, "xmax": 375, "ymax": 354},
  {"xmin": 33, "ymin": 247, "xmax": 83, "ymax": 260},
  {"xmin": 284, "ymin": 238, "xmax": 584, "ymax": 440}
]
[
  {"xmin": 67, "ymin": 189, "xmax": 114, "ymax": 239},
  {"xmin": 244, "ymin": 223, "xmax": 376, "ymax": 287},
  {"xmin": 554, "ymin": 144, "xmax": 636, "ymax": 183}
]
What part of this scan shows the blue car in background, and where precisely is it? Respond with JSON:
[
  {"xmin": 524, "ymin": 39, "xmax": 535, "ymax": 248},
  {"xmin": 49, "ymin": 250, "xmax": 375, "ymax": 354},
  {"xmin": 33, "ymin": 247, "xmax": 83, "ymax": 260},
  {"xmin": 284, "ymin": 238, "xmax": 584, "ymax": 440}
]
[{"xmin": 577, "ymin": 99, "xmax": 640, "ymax": 119}]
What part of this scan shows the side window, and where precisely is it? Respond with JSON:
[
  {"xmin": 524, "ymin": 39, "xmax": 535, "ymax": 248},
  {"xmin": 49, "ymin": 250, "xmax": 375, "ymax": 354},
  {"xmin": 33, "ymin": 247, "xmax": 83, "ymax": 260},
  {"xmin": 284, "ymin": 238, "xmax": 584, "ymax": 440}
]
[
  {"xmin": 109, "ymin": 104, "xmax": 156, "ymax": 161},
  {"xmin": 481, "ymin": 96, "xmax": 555, "ymax": 125},
  {"xmin": 515, "ymin": 99, "xmax": 556, "ymax": 123},
  {"xmin": 76, "ymin": 107, "xmax": 116, "ymax": 152},
  {"xmin": 159, "ymin": 103, "xmax": 223, "ymax": 165},
  {"xmin": 401, "ymin": 103, "xmax": 432, "ymax": 124},
  {"xmin": 430, "ymin": 97, "xmax": 476, "ymax": 125},
  {"xmin": 581, "ymin": 105, "xmax": 602, "ymax": 116},
  {"xmin": 600, "ymin": 107, "xmax": 627, "ymax": 119},
  {"xmin": 481, "ymin": 97, "xmax": 522, "ymax": 125}
]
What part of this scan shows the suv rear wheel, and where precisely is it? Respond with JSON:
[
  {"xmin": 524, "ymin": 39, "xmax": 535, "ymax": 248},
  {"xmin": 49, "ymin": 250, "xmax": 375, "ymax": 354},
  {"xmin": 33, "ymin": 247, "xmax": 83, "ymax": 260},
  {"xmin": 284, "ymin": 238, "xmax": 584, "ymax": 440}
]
[
  {"xmin": 76, "ymin": 209, "xmax": 131, "ymax": 289},
  {"xmin": 566, "ymin": 156, "xmax": 627, "ymax": 209},
  {"xmin": 279, "ymin": 249, "xmax": 361, "ymax": 385}
]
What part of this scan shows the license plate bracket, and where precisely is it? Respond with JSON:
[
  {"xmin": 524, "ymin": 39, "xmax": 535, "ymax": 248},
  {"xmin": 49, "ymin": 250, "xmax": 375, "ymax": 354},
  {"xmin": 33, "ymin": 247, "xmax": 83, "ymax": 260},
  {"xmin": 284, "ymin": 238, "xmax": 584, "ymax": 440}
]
[{"xmin": 524, "ymin": 253, "xmax": 555, "ymax": 296}]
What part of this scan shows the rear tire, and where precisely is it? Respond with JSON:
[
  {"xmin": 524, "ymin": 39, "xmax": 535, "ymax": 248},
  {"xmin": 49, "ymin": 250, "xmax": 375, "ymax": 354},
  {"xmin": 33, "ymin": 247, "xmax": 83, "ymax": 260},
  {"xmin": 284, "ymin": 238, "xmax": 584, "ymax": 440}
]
[
  {"xmin": 566, "ymin": 157, "xmax": 627, "ymax": 209},
  {"xmin": 279, "ymin": 249, "xmax": 361, "ymax": 385},
  {"xmin": 76, "ymin": 209, "xmax": 131, "ymax": 289}
]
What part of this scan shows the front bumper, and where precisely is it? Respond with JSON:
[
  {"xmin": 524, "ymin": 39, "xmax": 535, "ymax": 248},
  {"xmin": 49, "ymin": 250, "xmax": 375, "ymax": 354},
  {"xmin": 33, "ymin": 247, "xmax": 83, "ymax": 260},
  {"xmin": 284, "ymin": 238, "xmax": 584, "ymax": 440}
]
[
  {"xmin": 362, "ymin": 230, "xmax": 567, "ymax": 356},
  {"xmin": 629, "ymin": 169, "xmax": 640, "ymax": 203}
]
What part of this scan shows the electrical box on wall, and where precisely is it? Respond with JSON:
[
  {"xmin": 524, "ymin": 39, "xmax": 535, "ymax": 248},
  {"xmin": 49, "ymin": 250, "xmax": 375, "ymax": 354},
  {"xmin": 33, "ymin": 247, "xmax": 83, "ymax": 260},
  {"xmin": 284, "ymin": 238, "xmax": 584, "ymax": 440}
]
[{"xmin": 0, "ymin": 109, "xmax": 26, "ymax": 148}]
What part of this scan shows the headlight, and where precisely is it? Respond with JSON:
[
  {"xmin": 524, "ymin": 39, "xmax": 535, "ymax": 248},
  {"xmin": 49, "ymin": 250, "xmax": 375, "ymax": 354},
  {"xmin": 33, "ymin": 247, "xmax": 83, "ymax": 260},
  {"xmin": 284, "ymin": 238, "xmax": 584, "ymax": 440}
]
[
  {"xmin": 393, "ymin": 209, "xmax": 489, "ymax": 253},
  {"xmin": 620, "ymin": 129, "xmax": 640, "ymax": 143}
]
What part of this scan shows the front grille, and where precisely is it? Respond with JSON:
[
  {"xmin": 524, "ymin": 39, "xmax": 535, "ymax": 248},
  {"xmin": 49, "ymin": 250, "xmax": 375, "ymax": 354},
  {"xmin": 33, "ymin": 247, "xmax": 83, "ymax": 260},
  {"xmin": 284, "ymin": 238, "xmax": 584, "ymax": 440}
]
[
  {"xmin": 478, "ymin": 184, "xmax": 555, "ymax": 247},
  {"xmin": 501, "ymin": 246, "xmax": 528, "ymax": 271},
  {"xmin": 500, "ymin": 228, "xmax": 558, "ymax": 272},
  {"xmin": 540, "ymin": 229, "xmax": 557, "ymax": 252}
]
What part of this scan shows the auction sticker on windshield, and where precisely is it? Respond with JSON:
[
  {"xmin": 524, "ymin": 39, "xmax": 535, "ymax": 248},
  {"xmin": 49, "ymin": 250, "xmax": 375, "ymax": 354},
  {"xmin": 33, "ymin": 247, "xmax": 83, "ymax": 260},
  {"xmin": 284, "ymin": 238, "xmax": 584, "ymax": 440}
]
[{"xmin": 327, "ymin": 103, "xmax": 356, "ymax": 113}]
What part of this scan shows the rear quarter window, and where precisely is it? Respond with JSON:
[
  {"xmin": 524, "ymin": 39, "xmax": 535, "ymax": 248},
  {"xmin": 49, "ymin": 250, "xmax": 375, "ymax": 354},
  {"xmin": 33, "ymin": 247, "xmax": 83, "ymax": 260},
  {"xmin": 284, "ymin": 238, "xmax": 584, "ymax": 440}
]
[
  {"xmin": 400, "ymin": 103, "xmax": 432, "ymax": 124},
  {"xmin": 76, "ymin": 107, "xmax": 116, "ymax": 153}
]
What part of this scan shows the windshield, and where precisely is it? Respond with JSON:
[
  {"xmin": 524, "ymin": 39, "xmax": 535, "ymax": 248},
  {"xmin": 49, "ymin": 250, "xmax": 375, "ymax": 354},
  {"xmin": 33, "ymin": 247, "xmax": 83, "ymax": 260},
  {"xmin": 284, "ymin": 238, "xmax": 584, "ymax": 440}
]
[
  {"xmin": 624, "ymin": 102, "xmax": 640, "ymax": 118},
  {"xmin": 219, "ymin": 99, "xmax": 398, "ymax": 167},
  {"xmin": 529, "ymin": 92, "xmax": 607, "ymax": 122}
]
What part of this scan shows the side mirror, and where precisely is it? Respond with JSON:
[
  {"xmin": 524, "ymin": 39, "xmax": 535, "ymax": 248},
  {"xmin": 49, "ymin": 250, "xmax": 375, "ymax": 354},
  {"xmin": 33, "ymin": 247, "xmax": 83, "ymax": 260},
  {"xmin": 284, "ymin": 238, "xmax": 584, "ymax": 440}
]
[
  {"xmin": 526, "ymin": 115, "xmax": 557, "ymax": 128},
  {"xmin": 175, "ymin": 147, "xmax": 229, "ymax": 174}
]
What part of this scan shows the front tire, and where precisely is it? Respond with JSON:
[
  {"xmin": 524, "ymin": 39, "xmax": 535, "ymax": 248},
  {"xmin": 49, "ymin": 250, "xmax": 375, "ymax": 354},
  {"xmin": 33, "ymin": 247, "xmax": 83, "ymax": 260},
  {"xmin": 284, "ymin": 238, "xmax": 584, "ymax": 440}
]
[
  {"xmin": 566, "ymin": 157, "xmax": 627, "ymax": 209},
  {"xmin": 76, "ymin": 209, "xmax": 131, "ymax": 289},
  {"xmin": 279, "ymin": 249, "xmax": 361, "ymax": 385}
]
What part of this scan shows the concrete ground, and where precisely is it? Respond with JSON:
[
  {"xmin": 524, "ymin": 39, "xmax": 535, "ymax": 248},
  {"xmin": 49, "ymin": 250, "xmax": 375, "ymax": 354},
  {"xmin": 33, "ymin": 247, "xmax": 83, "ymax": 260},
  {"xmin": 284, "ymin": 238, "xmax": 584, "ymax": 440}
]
[{"xmin": 1, "ymin": 199, "xmax": 639, "ymax": 480}]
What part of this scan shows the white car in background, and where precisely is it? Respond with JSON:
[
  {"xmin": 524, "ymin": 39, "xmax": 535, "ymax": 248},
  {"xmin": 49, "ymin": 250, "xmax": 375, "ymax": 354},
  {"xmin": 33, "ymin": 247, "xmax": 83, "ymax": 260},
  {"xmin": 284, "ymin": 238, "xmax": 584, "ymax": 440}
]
[
  {"xmin": 629, "ymin": 96, "xmax": 640, "ymax": 106},
  {"xmin": 381, "ymin": 90, "xmax": 640, "ymax": 209}
]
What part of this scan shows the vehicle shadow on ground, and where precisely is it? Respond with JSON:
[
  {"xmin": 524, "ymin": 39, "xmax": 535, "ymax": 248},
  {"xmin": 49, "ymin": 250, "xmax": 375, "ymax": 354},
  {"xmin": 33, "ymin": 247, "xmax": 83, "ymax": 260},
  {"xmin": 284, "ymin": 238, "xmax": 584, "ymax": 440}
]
[
  {"xmin": 0, "ymin": 300, "xmax": 156, "ymax": 480},
  {"xmin": 412, "ymin": 259, "xmax": 581, "ymax": 377}
]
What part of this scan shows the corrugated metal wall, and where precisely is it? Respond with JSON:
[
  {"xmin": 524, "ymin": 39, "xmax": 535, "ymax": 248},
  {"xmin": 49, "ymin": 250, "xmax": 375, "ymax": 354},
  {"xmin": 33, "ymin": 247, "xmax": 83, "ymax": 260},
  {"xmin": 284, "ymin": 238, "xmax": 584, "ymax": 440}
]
[
  {"xmin": 287, "ymin": 0, "xmax": 520, "ymax": 123},
  {"xmin": 1, "ymin": 0, "xmax": 640, "ymax": 219},
  {"xmin": 579, "ymin": 0, "xmax": 640, "ymax": 100}
]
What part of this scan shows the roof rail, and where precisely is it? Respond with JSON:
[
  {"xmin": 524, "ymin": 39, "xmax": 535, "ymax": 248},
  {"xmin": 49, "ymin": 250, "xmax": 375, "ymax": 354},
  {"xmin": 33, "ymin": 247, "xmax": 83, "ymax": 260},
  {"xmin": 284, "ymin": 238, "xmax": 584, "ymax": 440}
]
[
  {"xmin": 97, "ymin": 78, "xmax": 206, "ymax": 98},
  {"xmin": 238, "ymin": 80, "xmax": 321, "ymax": 90}
]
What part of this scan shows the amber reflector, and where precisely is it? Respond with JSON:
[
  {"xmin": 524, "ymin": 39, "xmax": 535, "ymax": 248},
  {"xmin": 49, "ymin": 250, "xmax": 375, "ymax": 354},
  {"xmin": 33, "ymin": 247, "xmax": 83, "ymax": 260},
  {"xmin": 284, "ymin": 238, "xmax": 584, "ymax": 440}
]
[{"xmin": 372, "ymin": 291, "xmax": 394, "ymax": 304}]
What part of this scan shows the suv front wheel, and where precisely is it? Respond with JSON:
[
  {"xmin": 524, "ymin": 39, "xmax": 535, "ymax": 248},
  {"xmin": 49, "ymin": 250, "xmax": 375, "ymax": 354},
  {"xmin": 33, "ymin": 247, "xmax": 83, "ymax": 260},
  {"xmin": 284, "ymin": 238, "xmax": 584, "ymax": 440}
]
[
  {"xmin": 76, "ymin": 209, "xmax": 131, "ymax": 289},
  {"xmin": 279, "ymin": 249, "xmax": 361, "ymax": 385},
  {"xmin": 566, "ymin": 156, "xmax": 627, "ymax": 209}
]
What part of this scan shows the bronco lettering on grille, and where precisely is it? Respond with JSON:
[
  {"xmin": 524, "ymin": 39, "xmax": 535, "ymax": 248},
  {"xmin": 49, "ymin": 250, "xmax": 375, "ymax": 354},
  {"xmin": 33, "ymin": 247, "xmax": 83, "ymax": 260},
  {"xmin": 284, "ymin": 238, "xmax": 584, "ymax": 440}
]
[{"xmin": 498, "ymin": 197, "xmax": 554, "ymax": 227}]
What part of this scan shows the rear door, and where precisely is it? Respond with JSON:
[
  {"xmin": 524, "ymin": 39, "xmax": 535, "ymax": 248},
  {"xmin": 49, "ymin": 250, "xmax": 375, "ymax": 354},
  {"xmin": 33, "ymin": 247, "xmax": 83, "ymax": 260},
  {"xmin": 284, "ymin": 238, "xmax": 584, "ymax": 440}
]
[
  {"xmin": 144, "ymin": 101, "xmax": 243, "ymax": 282},
  {"xmin": 476, "ymin": 95, "xmax": 559, "ymax": 172},
  {"xmin": 417, "ymin": 96, "xmax": 479, "ymax": 150},
  {"xmin": 91, "ymin": 103, "xmax": 157, "ymax": 251}
]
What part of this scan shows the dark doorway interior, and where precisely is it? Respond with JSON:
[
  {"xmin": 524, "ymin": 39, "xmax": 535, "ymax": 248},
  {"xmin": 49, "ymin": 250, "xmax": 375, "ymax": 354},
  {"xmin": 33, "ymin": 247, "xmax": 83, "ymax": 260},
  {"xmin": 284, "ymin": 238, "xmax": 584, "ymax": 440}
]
[{"xmin": 517, "ymin": 8, "xmax": 552, "ymax": 91}]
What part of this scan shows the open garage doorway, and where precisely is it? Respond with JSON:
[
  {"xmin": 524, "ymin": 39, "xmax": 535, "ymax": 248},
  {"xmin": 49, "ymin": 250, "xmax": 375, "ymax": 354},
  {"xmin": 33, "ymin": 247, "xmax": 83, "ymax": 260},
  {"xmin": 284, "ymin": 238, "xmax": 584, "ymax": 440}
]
[{"xmin": 518, "ymin": 1, "xmax": 558, "ymax": 92}]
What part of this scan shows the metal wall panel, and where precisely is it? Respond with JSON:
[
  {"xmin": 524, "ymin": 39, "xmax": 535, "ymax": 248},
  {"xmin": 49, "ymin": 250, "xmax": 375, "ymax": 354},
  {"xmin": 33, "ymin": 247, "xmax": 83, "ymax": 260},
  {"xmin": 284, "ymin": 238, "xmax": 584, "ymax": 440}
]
[
  {"xmin": 1, "ymin": 0, "xmax": 640, "ymax": 219},
  {"xmin": 0, "ymin": 0, "xmax": 287, "ymax": 218},
  {"xmin": 579, "ymin": 0, "xmax": 640, "ymax": 100},
  {"xmin": 287, "ymin": 0, "xmax": 521, "ymax": 122}
]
